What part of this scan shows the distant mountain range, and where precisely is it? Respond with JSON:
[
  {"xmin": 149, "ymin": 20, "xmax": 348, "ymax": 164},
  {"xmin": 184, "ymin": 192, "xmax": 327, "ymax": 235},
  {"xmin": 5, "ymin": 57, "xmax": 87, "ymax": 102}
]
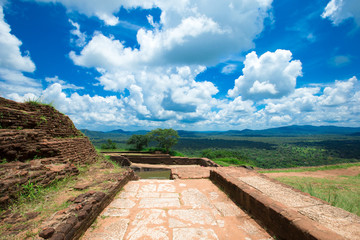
[
  {"xmin": 80, "ymin": 125, "xmax": 360, "ymax": 139},
  {"xmin": 221, "ymin": 125, "xmax": 360, "ymax": 136}
]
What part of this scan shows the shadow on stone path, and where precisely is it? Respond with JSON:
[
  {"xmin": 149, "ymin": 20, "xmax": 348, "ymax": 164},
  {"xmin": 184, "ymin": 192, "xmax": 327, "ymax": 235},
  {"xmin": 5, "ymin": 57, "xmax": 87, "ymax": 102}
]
[{"xmin": 81, "ymin": 179, "xmax": 273, "ymax": 240}]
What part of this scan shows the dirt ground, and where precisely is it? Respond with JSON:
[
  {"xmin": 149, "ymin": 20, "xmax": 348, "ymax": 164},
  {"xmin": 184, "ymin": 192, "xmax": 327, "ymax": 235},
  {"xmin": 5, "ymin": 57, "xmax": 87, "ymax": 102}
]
[{"xmin": 262, "ymin": 166, "xmax": 360, "ymax": 179}]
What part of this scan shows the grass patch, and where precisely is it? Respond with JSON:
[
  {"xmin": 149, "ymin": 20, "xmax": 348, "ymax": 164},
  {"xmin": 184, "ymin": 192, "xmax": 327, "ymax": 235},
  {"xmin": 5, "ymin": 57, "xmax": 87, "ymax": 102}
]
[
  {"xmin": 0, "ymin": 176, "xmax": 77, "ymax": 238},
  {"xmin": 40, "ymin": 116, "xmax": 47, "ymax": 123},
  {"xmin": 9, "ymin": 176, "xmax": 77, "ymax": 213},
  {"xmin": 18, "ymin": 181, "xmax": 43, "ymax": 202},
  {"xmin": 259, "ymin": 162, "xmax": 360, "ymax": 173},
  {"xmin": 104, "ymin": 155, "xmax": 121, "ymax": 169},
  {"xmin": 24, "ymin": 97, "xmax": 54, "ymax": 108},
  {"xmin": 275, "ymin": 174, "xmax": 360, "ymax": 216}
]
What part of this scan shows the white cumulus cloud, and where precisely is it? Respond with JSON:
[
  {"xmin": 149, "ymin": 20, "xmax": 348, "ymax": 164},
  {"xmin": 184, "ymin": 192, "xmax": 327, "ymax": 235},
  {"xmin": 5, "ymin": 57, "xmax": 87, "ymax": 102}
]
[
  {"xmin": 319, "ymin": 76, "xmax": 357, "ymax": 106},
  {"xmin": 322, "ymin": 0, "xmax": 360, "ymax": 26},
  {"xmin": 11, "ymin": 0, "xmax": 359, "ymax": 130},
  {"xmin": 30, "ymin": 0, "xmax": 274, "ymax": 125},
  {"xmin": 38, "ymin": 0, "xmax": 273, "ymax": 66},
  {"xmin": 45, "ymin": 76, "xmax": 84, "ymax": 90},
  {"xmin": 8, "ymin": 76, "xmax": 360, "ymax": 130},
  {"xmin": 228, "ymin": 50, "xmax": 302, "ymax": 101},
  {"xmin": 0, "ymin": 5, "xmax": 40, "ymax": 97},
  {"xmin": 260, "ymin": 76, "xmax": 360, "ymax": 127}
]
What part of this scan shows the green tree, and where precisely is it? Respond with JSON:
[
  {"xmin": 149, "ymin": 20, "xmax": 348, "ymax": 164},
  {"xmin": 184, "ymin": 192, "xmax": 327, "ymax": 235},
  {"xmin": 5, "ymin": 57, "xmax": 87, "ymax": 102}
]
[
  {"xmin": 148, "ymin": 128, "xmax": 179, "ymax": 153},
  {"xmin": 127, "ymin": 134, "xmax": 149, "ymax": 151},
  {"xmin": 101, "ymin": 139, "xmax": 117, "ymax": 149}
]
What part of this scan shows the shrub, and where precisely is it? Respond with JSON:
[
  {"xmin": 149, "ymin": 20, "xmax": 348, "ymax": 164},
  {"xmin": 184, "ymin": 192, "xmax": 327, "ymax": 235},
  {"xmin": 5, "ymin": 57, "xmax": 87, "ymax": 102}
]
[
  {"xmin": 127, "ymin": 134, "xmax": 149, "ymax": 150},
  {"xmin": 101, "ymin": 139, "xmax": 117, "ymax": 149},
  {"xmin": 148, "ymin": 128, "xmax": 179, "ymax": 153}
]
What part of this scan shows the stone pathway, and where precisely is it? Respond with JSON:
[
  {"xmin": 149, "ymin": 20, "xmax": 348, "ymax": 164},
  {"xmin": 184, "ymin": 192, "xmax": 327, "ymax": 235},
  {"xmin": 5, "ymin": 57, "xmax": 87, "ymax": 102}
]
[{"xmin": 82, "ymin": 179, "xmax": 273, "ymax": 240}]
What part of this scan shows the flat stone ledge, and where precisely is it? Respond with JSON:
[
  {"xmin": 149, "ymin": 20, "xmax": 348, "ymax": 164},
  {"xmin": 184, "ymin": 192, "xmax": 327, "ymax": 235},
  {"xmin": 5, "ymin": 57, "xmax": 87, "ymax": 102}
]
[{"xmin": 210, "ymin": 169, "xmax": 347, "ymax": 240}]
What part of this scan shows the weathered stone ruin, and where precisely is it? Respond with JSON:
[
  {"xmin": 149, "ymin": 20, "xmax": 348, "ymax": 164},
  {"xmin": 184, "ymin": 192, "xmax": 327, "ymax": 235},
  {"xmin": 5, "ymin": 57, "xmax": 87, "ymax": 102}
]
[{"xmin": 0, "ymin": 97, "xmax": 98, "ymax": 208}]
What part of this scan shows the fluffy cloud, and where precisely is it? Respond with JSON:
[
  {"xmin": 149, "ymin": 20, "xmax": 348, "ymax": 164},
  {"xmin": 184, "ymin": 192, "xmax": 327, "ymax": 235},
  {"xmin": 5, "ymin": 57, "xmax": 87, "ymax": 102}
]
[
  {"xmin": 319, "ymin": 76, "xmax": 357, "ymax": 106},
  {"xmin": 42, "ymin": 0, "xmax": 273, "ymax": 66},
  {"xmin": 69, "ymin": 33, "xmax": 139, "ymax": 71},
  {"xmin": 322, "ymin": 0, "xmax": 360, "ymax": 26},
  {"xmin": 0, "ymin": 5, "xmax": 39, "ymax": 97},
  {"xmin": 12, "ymin": 82, "xmax": 215, "ymax": 130},
  {"xmin": 213, "ymin": 96, "xmax": 256, "ymax": 126},
  {"xmin": 68, "ymin": 28, "xmax": 221, "ymax": 121},
  {"xmin": 9, "ymin": 0, "xmax": 359, "ymax": 130},
  {"xmin": 261, "ymin": 76, "xmax": 360, "ymax": 127},
  {"xmin": 72, "ymin": 42, "xmax": 303, "ymax": 123},
  {"xmin": 45, "ymin": 76, "xmax": 84, "ymax": 90},
  {"xmin": 0, "ymin": 6, "xmax": 35, "ymax": 72},
  {"xmin": 10, "ymin": 83, "xmax": 130, "ymax": 130},
  {"xmin": 9, "ymin": 76, "xmax": 360, "ymax": 130},
  {"xmin": 228, "ymin": 50, "xmax": 302, "ymax": 100},
  {"xmin": 30, "ymin": 0, "xmax": 274, "ymax": 125}
]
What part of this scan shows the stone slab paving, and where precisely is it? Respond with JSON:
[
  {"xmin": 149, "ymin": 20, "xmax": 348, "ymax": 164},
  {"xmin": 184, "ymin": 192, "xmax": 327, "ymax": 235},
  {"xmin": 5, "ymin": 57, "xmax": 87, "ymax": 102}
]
[{"xmin": 82, "ymin": 179, "xmax": 273, "ymax": 240}]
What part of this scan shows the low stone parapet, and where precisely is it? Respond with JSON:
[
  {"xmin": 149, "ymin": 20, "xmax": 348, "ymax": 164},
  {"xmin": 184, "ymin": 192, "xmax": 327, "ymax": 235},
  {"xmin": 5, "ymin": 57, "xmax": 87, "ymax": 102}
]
[
  {"xmin": 114, "ymin": 153, "xmax": 219, "ymax": 167},
  {"xmin": 38, "ymin": 169, "xmax": 137, "ymax": 240},
  {"xmin": 210, "ymin": 169, "xmax": 346, "ymax": 240}
]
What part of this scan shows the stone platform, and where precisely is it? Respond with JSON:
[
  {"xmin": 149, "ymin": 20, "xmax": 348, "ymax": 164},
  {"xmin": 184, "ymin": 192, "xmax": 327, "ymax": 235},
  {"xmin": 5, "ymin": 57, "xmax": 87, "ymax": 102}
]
[{"xmin": 81, "ymin": 179, "xmax": 273, "ymax": 240}]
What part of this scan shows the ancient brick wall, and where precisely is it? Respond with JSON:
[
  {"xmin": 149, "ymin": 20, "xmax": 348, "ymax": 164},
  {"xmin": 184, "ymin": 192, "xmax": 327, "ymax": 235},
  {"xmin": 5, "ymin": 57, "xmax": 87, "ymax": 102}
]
[
  {"xmin": 0, "ymin": 97, "xmax": 80, "ymax": 138},
  {"xmin": 0, "ymin": 97, "xmax": 98, "ymax": 208}
]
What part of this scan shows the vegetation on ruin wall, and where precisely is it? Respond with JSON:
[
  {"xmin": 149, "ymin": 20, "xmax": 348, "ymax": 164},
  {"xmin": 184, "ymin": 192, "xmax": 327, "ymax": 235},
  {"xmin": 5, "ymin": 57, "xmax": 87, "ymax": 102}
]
[
  {"xmin": 25, "ymin": 98, "xmax": 54, "ymax": 108},
  {"xmin": 0, "ymin": 157, "xmax": 125, "ymax": 238}
]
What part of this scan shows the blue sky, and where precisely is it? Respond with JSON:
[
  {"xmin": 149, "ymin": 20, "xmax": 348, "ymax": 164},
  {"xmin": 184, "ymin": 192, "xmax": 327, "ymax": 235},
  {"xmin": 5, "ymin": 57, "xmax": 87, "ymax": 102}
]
[{"xmin": 0, "ymin": 0, "xmax": 359, "ymax": 131}]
